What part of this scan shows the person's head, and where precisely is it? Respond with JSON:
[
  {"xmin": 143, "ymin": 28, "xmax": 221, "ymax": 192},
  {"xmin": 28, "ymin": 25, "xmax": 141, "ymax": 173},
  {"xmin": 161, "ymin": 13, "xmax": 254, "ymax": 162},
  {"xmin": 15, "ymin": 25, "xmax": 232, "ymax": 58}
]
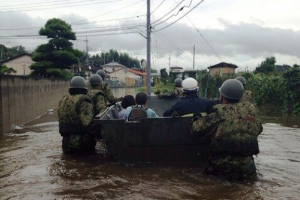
[
  {"xmin": 219, "ymin": 79, "xmax": 244, "ymax": 103},
  {"xmin": 182, "ymin": 77, "xmax": 199, "ymax": 95},
  {"xmin": 69, "ymin": 76, "xmax": 88, "ymax": 95},
  {"xmin": 235, "ymin": 76, "xmax": 246, "ymax": 86},
  {"xmin": 135, "ymin": 92, "xmax": 148, "ymax": 105},
  {"xmin": 96, "ymin": 69, "xmax": 106, "ymax": 80},
  {"xmin": 89, "ymin": 74, "xmax": 102, "ymax": 88},
  {"xmin": 121, "ymin": 95, "xmax": 135, "ymax": 109},
  {"xmin": 174, "ymin": 78, "xmax": 183, "ymax": 87}
]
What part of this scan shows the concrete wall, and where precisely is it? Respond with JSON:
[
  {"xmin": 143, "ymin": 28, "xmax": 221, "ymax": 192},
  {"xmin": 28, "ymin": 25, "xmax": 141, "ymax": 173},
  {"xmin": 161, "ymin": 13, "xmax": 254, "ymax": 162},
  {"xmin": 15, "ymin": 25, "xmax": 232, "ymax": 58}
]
[{"xmin": 0, "ymin": 75, "xmax": 69, "ymax": 135}]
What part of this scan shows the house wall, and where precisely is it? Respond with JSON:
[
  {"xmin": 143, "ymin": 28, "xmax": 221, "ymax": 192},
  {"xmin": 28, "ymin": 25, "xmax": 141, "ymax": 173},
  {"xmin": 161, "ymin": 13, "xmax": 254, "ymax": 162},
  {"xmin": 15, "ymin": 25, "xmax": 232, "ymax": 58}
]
[
  {"xmin": 209, "ymin": 67, "xmax": 236, "ymax": 76},
  {"xmin": 3, "ymin": 55, "xmax": 34, "ymax": 76},
  {"xmin": 0, "ymin": 76, "xmax": 69, "ymax": 135},
  {"xmin": 109, "ymin": 69, "xmax": 126, "ymax": 83}
]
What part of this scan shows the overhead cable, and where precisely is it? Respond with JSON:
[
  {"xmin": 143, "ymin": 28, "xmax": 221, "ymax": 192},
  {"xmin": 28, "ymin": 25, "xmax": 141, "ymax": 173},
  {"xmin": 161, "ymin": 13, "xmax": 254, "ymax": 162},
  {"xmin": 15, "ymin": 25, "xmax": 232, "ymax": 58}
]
[
  {"xmin": 153, "ymin": 0, "xmax": 192, "ymax": 27},
  {"xmin": 153, "ymin": 0, "xmax": 204, "ymax": 32}
]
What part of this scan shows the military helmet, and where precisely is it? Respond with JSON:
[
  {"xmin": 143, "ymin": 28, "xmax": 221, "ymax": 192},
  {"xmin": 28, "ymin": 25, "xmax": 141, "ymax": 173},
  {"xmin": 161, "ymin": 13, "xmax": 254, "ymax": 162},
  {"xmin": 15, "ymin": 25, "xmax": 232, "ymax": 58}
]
[
  {"xmin": 182, "ymin": 77, "xmax": 199, "ymax": 94},
  {"xmin": 96, "ymin": 69, "xmax": 106, "ymax": 80},
  {"xmin": 219, "ymin": 79, "xmax": 244, "ymax": 100},
  {"xmin": 174, "ymin": 78, "xmax": 183, "ymax": 87},
  {"xmin": 70, "ymin": 76, "xmax": 87, "ymax": 90},
  {"xmin": 235, "ymin": 76, "xmax": 246, "ymax": 85},
  {"xmin": 89, "ymin": 74, "xmax": 102, "ymax": 85}
]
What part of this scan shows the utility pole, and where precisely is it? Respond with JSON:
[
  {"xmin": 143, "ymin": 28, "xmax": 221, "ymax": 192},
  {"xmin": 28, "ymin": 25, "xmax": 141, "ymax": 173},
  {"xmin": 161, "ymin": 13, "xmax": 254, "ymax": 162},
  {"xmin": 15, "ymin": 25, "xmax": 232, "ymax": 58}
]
[
  {"xmin": 84, "ymin": 35, "xmax": 89, "ymax": 66},
  {"xmin": 193, "ymin": 45, "xmax": 195, "ymax": 69},
  {"xmin": 146, "ymin": 0, "xmax": 151, "ymax": 96},
  {"xmin": 168, "ymin": 55, "xmax": 171, "ymax": 73}
]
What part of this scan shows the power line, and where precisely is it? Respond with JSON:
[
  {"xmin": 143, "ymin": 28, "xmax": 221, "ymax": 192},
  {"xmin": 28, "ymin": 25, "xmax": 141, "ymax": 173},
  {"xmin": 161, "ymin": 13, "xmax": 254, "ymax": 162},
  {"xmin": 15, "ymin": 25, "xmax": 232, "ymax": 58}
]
[
  {"xmin": 171, "ymin": 0, "xmax": 222, "ymax": 62},
  {"xmin": 156, "ymin": 33, "xmax": 194, "ymax": 63},
  {"xmin": 72, "ymin": 15, "xmax": 146, "ymax": 26},
  {"xmin": 70, "ymin": 0, "xmax": 145, "ymax": 24},
  {"xmin": 0, "ymin": 0, "xmax": 124, "ymax": 13},
  {"xmin": 185, "ymin": 16, "xmax": 223, "ymax": 62},
  {"xmin": 153, "ymin": 0, "xmax": 204, "ymax": 32},
  {"xmin": 0, "ymin": 0, "xmax": 122, "ymax": 9},
  {"xmin": 0, "ymin": 17, "xmax": 145, "ymax": 31},
  {"xmin": 151, "ymin": 0, "xmax": 185, "ymax": 25},
  {"xmin": 76, "ymin": 31, "xmax": 140, "ymax": 37},
  {"xmin": 150, "ymin": 0, "xmax": 167, "ymax": 15},
  {"xmin": 153, "ymin": 0, "xmax": 192, "ymax": 27}
]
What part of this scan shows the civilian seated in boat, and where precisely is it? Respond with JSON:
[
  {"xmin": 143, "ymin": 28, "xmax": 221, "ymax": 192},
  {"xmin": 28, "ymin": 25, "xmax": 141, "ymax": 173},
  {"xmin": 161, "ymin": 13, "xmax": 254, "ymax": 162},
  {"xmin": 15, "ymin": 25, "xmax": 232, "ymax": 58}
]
[
  {"xmin": 118, "ymin": 95, "xmax": 135, "ymax": 119},
  {"xmin": 163, "ymin": 78, "xmax": 219, "ymax": 117},
  {"xmin": 124, "ymin": 92, "xmax": 159, "ymax": 121}
]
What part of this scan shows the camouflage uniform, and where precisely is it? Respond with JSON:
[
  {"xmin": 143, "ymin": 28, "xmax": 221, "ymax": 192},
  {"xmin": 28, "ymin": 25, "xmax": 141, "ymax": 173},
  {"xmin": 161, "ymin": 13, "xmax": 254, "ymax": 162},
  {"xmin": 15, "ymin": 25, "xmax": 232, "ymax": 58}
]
[
  {"xmin": 87, "ymin": 89, "xmax": 107, "ymax": 116},
  {"xmin": 58, "ymin": 94, "xmax": 96, "ymax": 154},
  {"xmin": 190, "ymin": 102, "xmax": 263, "ymax": 180},
  {"xmin": 174, "ymin": 87, "xmax": 183, "ymax": 96},
  {"xmin": 100, "ymin": 81, "xmax": 119, "ymax": 104},
  {"xmin": 241, "ymin": 90, "xmax": 253, "ymax": 103}
]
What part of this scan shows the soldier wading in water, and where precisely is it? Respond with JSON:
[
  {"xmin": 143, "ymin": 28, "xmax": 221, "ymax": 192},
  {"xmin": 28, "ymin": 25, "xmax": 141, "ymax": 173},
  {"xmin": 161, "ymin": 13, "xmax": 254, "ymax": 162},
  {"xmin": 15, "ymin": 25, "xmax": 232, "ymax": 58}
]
[
  {"xmin": 190, "ymin": 79, "xmax": 263, "ymax": 180},
  {"xmin": 96, "ymin": 69, "xmax": 121, "ymax": 104},
  {"xmin": 58, "ymin": 76, "xmax": 97, "ymax": 154}
]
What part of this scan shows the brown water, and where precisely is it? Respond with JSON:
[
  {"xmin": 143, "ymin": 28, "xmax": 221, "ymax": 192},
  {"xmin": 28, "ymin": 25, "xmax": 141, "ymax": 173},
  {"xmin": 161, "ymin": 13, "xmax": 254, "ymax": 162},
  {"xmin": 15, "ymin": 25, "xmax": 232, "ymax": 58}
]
[{"xmin": 1, "ymin": 104, "xmax": 300, "ymax": 199}]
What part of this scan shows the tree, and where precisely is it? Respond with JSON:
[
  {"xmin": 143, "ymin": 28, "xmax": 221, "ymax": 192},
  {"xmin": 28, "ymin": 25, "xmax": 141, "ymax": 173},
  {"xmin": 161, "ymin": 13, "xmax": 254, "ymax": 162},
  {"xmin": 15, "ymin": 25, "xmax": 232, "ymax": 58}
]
[
  {"xmin": 254, "ymin": 56, "xmax": 276, "ymax": 74},
  {"xmin": 0, "ymin": 64, "xmax": 16, "ymax": 75},
  {"xmin": 0, "ymin": 44, "xmax": 27, "ymax": 60},
  {"xmin": 30, "ymin": 18, "xmax": 83, "ymax": 78}
]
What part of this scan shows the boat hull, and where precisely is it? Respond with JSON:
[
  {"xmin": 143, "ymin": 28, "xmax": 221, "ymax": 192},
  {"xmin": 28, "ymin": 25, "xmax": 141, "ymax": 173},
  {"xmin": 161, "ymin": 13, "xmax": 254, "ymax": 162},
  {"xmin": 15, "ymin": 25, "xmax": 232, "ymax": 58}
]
[{"xmin": 94, "ymin": 97, "xmax": 210, "ymax": 162}]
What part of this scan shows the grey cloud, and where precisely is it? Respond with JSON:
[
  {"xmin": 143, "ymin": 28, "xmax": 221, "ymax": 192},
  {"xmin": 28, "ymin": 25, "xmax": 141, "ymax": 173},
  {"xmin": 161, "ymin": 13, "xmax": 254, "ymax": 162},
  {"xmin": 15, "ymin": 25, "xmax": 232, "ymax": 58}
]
[{"xmin": 1, "ymin": 13, "xmax": 300, "ymax": 64}]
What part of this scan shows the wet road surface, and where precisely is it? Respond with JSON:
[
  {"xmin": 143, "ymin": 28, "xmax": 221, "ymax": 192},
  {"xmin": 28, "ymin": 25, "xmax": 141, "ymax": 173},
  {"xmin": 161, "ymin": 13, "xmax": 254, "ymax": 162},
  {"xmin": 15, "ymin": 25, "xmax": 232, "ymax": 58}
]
[{"xmin": 1, "ymin": 109, "xmax": 300, "ymax": 199}]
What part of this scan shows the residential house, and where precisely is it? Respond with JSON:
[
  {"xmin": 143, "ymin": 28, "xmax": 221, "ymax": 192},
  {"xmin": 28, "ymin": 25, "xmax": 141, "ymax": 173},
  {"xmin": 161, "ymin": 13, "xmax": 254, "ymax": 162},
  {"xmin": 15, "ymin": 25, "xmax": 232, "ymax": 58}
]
[
  {"xmin": 208, "ymin": 62, "xmax": 238, "ymax": 76},
  {"xmin": 1, "ymin": 53, "xmax": 34, "ymax": 75},
  {"xmin": 102, "ymin": 62, "xmax": 139, "ymax": 86}
]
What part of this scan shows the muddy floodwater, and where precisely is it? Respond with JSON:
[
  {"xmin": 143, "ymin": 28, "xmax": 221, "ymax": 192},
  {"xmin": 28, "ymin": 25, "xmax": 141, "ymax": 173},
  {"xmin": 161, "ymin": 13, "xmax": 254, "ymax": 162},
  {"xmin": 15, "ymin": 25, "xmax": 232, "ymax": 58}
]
[{"xmin": 1, "ymin": 101, "xmax": 300, "ymax": 199}]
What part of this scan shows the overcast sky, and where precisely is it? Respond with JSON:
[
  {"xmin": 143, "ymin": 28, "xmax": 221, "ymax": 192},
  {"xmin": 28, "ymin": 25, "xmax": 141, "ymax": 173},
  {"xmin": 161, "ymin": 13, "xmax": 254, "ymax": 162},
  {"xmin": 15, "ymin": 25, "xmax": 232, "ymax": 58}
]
[{"xmin": 1, "ymin": 0, "xmax": 299, "ymax": 71}]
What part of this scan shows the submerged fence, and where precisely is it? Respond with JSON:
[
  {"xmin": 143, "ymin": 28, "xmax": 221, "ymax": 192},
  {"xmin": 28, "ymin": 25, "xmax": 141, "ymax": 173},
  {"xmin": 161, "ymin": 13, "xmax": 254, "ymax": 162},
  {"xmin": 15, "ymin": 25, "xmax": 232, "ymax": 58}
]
[{"xmin": 0, "ymin": 75, "xmax": 69, "ymax": 135}]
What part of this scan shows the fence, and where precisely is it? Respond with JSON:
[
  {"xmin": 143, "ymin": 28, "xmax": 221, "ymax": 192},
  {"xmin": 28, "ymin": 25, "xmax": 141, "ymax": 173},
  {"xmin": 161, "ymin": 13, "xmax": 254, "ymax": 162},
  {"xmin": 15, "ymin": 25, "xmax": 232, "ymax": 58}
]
[{"xmin": 0, "ymin": 75, "xmax": 69, "ymax": 135}]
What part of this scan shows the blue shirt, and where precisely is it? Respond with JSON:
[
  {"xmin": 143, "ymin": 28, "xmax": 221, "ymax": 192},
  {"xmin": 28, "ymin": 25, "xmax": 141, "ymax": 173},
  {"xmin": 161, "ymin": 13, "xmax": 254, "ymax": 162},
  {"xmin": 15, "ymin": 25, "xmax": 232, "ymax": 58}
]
[{"xmin": 124, "ymin": 105, "xmax": 159, "ymax": 121}]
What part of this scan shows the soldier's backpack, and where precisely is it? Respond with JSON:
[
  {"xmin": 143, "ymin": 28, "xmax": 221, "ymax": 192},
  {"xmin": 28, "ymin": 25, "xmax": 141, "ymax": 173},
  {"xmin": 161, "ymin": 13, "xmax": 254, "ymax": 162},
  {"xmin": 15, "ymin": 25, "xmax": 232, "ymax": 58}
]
[{"xmin": 128, "ymin": 106, "xmax": 148, "ymax": 121}]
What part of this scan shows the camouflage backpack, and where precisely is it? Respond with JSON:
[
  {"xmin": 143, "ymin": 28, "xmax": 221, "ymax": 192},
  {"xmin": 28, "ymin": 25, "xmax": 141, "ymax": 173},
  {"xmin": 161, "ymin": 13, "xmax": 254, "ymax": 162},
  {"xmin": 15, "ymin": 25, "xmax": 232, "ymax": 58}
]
[{"xmin": 128, "ymin": 106, "xmax": 148, "ymax": 121}]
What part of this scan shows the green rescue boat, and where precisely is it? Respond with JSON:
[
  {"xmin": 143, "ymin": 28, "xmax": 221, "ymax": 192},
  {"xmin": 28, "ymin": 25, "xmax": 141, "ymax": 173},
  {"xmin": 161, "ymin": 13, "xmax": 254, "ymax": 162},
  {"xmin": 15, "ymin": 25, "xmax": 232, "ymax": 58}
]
[{"xmin": 94, "ymin": 96, "xmax": 210, "ymax": 163}]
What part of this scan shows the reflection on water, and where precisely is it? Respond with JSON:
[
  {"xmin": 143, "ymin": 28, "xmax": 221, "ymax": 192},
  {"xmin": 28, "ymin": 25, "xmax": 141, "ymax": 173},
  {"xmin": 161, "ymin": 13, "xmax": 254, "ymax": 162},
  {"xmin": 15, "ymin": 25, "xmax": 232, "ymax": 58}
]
[
  {"xmin": 0, "ymin": 100, "xmax": 300, "ymax": 199},
  {"xmin": 258, "ymin": 105, "xmax": 300, "ymax": 128}
]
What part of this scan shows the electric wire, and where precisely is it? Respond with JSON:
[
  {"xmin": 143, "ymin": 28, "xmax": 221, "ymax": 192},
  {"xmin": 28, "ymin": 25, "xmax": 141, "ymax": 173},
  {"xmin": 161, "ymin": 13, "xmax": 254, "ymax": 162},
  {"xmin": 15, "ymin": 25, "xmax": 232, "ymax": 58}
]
[
  {"xmin": 150, "ymin": 0, "xmax": 167, "ymax": 15},
  {"xmin": 0, "ymin": 0, "xmax": 123, "ymax": 9},
  {"xmin": 154, "ymin": 0, "xmax": 192, "ymax": 27},
  {"xmin": 151, "ymin": 0, "xmax": 185, "ymax": 25},
  {"xmin": 153, "ymin": 0, "xmax": 204, "ymax": 32},
  {"xmin": 171, "ymin": 0, "xmax": 222, "ymax": 62},
  {"xmin": 156, "ymin": 33, "xmax": 194, "ymax": 63},
  {"xmin": 70, "ymin": 0, "xmax": 144, "ymax": 24},
  {"xmin": 0, "ymin": 0, "xmax": 124, "ymax": 13}
]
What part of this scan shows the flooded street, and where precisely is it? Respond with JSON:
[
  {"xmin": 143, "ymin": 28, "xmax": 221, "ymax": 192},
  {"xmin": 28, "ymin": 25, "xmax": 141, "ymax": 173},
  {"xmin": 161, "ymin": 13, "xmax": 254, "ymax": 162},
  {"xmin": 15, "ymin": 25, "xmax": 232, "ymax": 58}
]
[{"xmin": 1, "ymin": 103, "xmax": 300, "ymax": 199}]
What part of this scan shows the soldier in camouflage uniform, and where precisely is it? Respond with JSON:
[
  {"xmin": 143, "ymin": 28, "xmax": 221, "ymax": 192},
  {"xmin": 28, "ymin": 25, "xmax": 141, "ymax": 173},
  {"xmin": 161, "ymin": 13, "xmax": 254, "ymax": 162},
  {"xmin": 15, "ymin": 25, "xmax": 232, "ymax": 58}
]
[
  {"xmin": 190, "ymin": 79, "xmax": 263, "ymax": 180},
  {"xmin": 58, "ymin": 76, "xmax": 96, "ymax": 154},
  {"xmin": 96, "ymin": 70, "xmax": 120, "ymax": 104},
  {"xmin": 87, "ymin": 74, "xmax": 107, "ymax": 116},
  {"xmin": 174, "ymin": 78, "xmax": 183, "ymax": 96},
  {"xmin": 235, "ymin": 76, "xmax": 252, "ymax": 102}
]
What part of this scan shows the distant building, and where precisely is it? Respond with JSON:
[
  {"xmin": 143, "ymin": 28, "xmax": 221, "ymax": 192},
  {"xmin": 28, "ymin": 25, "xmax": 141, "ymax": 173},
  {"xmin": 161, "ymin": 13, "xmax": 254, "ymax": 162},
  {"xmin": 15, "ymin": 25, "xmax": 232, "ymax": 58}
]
[
  {"xmin": 1, "ymin": 53, "xmax": 34, "ymax": 76},
  {"xmin": 275, "ymin": 65, "xmax": 291, "ymax": 72},
  {"xmin": 208, "ymin": 62, "xmax": 238, "ymax": 76},
  {"xmin": 101, "ymin": 62, "xmax": 139, "ymax": 86}
]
